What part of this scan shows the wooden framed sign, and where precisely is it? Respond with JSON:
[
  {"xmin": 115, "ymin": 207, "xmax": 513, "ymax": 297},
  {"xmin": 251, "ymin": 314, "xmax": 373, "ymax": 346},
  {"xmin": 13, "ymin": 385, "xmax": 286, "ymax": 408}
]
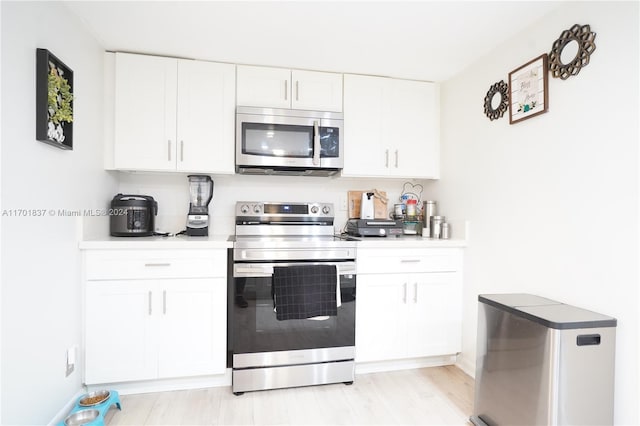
[{"xmin": 508, "ymin": 54, "xmax": 549, "ymax": 124}]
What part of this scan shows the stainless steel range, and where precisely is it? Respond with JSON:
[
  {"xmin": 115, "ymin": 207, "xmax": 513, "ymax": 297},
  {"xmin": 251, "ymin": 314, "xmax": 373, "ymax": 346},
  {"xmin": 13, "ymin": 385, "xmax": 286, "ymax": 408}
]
[{"xmin": 230, "ymin": 201, "xmax": 357, "ymax": 394}]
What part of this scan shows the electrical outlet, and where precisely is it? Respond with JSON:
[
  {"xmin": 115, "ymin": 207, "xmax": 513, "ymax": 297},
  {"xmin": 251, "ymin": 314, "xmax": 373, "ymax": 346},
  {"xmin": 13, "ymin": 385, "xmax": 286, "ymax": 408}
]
[
  {"xmin": 340, "ymin": 196, "xmax": 348, "ymax": 211},
  {"xmin": 65, "ymin": 346, "xmax": 76, "ymax": 377}
]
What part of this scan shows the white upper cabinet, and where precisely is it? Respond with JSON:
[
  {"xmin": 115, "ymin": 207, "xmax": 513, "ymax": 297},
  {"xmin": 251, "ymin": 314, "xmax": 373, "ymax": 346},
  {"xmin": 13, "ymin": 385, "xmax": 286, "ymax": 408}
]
[
  {"xmin": 290, "ymin": 69, "xmax": 343, "ymax": 112},
  {"xmin": 113, "ymin": 52, "xmax": 235, "ymax": 174},
  {"xmin": 342, "ymin": 74, "xmax": 440, "ymax": 179},
  {"xmin": 236, "ymin": 65, "xmax": 343, "ymax": 112},
  {"xmin": 176, "ymin": 60, "xmax": 236, "ymax": 173}
]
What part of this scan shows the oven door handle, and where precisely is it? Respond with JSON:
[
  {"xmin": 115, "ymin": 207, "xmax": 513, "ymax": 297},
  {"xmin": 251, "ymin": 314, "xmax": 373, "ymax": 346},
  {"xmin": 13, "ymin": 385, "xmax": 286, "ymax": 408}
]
[
  {"xmin": 234, "ymin": 262, "xmax": 356, "ymax": 277},
  {"xmin": 235, "ymin": 265, "xmax": 274, "ymax": 276}
]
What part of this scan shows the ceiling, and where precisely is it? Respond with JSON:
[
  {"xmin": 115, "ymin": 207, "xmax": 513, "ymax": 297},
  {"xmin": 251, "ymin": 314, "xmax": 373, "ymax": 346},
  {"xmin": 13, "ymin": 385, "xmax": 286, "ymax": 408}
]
[{"xmin": 64, "ymin": 1, "xmax": 563, "ymax": 82}]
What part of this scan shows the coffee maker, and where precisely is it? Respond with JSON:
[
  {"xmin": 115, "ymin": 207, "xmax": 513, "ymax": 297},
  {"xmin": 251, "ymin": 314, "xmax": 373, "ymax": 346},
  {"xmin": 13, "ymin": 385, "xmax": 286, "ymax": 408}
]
[{"xmin": 186, "ymin": 175, "xmax": 213, "ymax": 236}]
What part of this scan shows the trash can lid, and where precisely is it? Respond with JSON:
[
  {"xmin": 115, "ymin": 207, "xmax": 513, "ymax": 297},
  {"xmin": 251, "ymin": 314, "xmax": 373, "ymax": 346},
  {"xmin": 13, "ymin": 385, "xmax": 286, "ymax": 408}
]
[
  {"xmin": 518, "ymin": 304, "xmax": 617, "ymax": 330},
  {"xmin": 479, "ymin": 293, "xmax": 617, "ymax": 330},
  {"xmin": 479, "ymin": 293, "xmax": 561, "ymax": 308}
]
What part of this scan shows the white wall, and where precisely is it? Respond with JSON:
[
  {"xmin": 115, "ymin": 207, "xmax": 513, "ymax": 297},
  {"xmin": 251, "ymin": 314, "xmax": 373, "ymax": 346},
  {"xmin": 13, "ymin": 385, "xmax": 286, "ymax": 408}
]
[
  {"xmin": 434, "ymin": 2, "xmax": 638, "ymax": 424},
  {"xmin": 114, "ymin": 173, "xmax": 437, "ymax": 237},
  {"xmin": 0, "ymin": 2, "xmax": 117, "ymax": 424}
]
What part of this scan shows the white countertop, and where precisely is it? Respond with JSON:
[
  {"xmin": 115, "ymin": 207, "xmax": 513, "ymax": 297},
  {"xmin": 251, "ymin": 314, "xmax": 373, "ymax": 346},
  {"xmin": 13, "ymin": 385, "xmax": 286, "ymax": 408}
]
[{"xmin": 79, "ymin": 234, "xmax": 233, "ymax": 250}]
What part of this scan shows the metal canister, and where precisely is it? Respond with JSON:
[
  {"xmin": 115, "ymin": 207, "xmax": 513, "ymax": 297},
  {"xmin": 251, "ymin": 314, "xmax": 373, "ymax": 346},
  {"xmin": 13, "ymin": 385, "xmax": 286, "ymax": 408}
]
[
  {"xmin": 394, "ymin": 204, "xmax": 404, "ymax": 219},
  {"xmin": 423, "ymin": 201, "xmax": 437, "ymax": 236},
  {"xmin": 441, "ymin": 222, "xmax": 450, "ymax": 239},
  {"xmin": 431, "ymin": 215, "xmax": 445, "ymax": 239}
]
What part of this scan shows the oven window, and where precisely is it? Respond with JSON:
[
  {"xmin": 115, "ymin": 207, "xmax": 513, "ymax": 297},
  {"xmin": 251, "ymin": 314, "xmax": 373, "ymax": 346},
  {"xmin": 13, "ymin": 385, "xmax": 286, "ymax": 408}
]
[
  {"xmin": 232, "ymin": 274, "xmax": 356, "ymax": 354},
  {"xmin": 242, "ymin": 123, "xmax": 313, "ymax": 158}
]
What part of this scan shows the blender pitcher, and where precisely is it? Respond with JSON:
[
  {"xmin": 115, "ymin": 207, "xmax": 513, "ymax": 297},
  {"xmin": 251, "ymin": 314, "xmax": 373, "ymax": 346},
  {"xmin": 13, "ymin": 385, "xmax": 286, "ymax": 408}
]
[{"xmin": 186, "ymin": 175, "xmax": 213, "ymax": 236}]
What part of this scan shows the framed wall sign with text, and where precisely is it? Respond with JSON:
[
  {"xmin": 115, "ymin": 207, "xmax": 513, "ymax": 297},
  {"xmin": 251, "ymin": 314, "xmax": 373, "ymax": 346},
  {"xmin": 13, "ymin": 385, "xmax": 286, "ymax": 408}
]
[{"xmin": 508, "ymin": 54, "xmax": 549, "ymax": 124}]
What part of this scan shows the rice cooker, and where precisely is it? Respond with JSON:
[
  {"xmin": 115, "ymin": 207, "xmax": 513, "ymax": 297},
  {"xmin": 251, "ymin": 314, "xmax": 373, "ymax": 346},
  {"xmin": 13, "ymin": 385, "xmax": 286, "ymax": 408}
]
[{"xmin": 109, "ymin": 194, "xmax": 157, "ymax": 237}]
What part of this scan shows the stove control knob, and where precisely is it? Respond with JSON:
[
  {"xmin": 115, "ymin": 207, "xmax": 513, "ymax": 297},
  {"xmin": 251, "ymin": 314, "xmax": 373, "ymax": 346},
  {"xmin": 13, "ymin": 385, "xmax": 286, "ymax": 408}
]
[
  {"xmin": 240, "ymin": 204, "xmax": 249, "ymax": 214},
  {"xmin": 253, "ymin": 205, "xmax": 262, "ymax": 214},
  {"xmin": 322, "ymin": 205, "xmax": 331, "ymax": 215},
  {"xmin": 310, "ymin": 205, "xmax": 319, "ymax": 214}
]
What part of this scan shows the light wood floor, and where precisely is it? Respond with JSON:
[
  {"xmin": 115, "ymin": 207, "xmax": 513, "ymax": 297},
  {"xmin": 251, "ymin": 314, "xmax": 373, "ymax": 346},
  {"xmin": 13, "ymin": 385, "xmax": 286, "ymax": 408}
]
[{"xmin": 104, "ymin": 366, "xmax": 474, "ymax": 425}]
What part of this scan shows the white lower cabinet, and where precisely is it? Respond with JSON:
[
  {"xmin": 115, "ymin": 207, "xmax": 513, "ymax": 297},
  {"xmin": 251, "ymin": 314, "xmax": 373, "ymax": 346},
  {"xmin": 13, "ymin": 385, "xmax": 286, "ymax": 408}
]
[
  {"xmin": 83, "ymin": 249, "xmax": 227, "ymax": 385},
  {"xmin": 355, "ymin": 248, "xmax": 462, "ymax": 363}
]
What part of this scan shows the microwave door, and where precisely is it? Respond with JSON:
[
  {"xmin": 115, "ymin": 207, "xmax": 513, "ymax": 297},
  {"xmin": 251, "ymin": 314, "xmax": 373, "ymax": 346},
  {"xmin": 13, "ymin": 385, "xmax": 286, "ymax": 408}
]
[
  {"xmin": 237, "ymin": 114, "xmax": 316, "ymax": 168},
  {"xmin": 319, "ymin": 118, "xmax": 344, "ymax": 169}
]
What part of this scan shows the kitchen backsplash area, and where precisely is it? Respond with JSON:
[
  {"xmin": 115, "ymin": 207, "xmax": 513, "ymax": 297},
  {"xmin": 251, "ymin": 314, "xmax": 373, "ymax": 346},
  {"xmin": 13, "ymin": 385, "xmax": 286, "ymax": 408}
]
[{"xmin": 83, "ymin": 172, "xmax": 450, "ymax": 238}]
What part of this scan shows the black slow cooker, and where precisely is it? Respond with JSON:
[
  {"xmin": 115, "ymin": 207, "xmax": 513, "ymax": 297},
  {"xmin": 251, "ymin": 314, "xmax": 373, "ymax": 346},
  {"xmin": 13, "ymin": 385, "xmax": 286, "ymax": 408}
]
[{"xmin": 109, "ymin": 194, "xmax": 157, "ymax": 237}]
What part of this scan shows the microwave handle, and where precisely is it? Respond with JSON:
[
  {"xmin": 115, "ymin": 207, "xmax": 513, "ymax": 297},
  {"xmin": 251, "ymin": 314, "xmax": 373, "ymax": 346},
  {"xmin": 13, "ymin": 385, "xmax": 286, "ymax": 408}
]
[{"xmin": 312, "ymin": 121, "xmax": 320, "ymax": 166}]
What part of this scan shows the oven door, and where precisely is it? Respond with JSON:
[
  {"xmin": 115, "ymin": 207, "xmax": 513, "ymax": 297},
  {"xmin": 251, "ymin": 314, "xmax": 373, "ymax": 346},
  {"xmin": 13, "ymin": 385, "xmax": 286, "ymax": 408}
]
[{"xmin": 231, "ymin": 261, "xmax": 356, "ymax": 365}]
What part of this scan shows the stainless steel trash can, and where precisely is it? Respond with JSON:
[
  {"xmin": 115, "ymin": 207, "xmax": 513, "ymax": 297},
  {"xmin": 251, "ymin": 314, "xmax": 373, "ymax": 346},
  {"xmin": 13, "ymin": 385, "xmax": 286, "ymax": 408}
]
[{"xmin": 470, "ymin": 294, "xmax": 616, "ymax": 426}]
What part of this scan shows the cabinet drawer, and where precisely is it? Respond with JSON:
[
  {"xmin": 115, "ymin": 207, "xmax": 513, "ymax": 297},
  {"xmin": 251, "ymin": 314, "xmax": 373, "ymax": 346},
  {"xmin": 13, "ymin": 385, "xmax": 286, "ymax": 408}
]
[
  {"xmin": 85, "ymin": 249, "xmax": 227, "ymax": 280},
  {"xmin": 357, "ymin": 248, "xmax": 462, "ymax": 274}
]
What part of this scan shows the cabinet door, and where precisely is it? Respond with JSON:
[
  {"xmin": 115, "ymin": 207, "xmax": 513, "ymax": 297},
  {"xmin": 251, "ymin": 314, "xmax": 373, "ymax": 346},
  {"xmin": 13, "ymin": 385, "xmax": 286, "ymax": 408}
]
[
  {"xmin": 291, "ymin": 70, "xmax": 343, "ymax": 112},
  {"xmin": 114, "ymin": 53, "xmax": 177, "ymax": 171},
  {"xmin": 343, "ymin": 74, "xmax": 440, "ymax": 178},
  {"xmin": 157, "ymin": 278, "xmax": 227, "ymax": 378},
  {"xmin": 342, "ymin": 74, "xmax": 386, "ymax": 176},
  {"xmin": 85, "ymin": 281, "xmax": 157, "ymax": 384},
  {"xmin": 385, "ymin": 79, "xmax": 440, "ymax": 179},
  {"xmin": 176, "ymin": 60, "xmax": 235, "ymax": 173},
  {"xmin": 355, "ymin": 274, "xmax": 408, "ymax": 362},
  {"xmin": 236, "ymin": 65, "xmax": 291, "ymax": 109},
  {"xmin": 407, "ymin": 272, "xmax": 462, "ymax": 358}
]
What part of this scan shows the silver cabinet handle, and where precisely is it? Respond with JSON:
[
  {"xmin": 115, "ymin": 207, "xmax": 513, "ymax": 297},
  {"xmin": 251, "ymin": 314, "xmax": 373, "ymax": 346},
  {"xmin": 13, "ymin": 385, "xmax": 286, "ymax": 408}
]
[
  {"xmin": 295, "ymin": 81, "xmax": 299, "ymax": 101},
  {"xmin": 180, "ymin": 140, "xmax": 184, "ymax": 162},
  {"xmin": 400, "ymin": 259, "xmax": 421, "ymax": 263},
  {"xmin": 385, "ymin": 149, "xmax": 389, "ymax": 168},
  {"xmin": 403, "ymin": 283, "xmax": 408, "ymax": 304},
  {"xmin": 145, "ymin": 263, "xmax": 171, "ymax": 267},
  {"xmin": 148, "ymin": 291, "xmax": 152, "ymax": 315},
  {"xmin": 395, "ymin": 150, "xmax": 399, "ymax": 168},
  {"xmin": 312, "ymin": 120, "xmax": 320, "ymax": 166},
  {"xmin": 414, "ymin": 282, "xmax": 418, "ymax": 303},
  {"xmin": 163, "ymin": 290, "xmax": 167, "ymax": 314},
  {"xmin": 284, "ymin": 80, "xmax": 288, "ymax": 101},
  {"xmin": 167, "ymin": 140, "xmax": 172, "ymax": 161}
]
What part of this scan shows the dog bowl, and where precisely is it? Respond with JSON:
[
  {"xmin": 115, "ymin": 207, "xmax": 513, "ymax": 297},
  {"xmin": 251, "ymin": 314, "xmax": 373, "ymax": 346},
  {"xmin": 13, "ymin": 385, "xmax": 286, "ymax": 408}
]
[
  {"xmin": 78, "ymin": 390, "xmax": 110, "ymax": 407},
  {"xmin": 64, "ymin": 409, "xmax": 99, "ymax": 425}
]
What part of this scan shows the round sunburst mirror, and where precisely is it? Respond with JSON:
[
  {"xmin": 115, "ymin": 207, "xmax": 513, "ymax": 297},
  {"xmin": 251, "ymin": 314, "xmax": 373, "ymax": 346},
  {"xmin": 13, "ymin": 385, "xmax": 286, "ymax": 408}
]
[
  {"xmin": 549, "ymin": 24, "xmax": 597, "ymax": 80},
  {"xmin": 484, "ymin": 80, "xmax": 509, "ymax": 121}
]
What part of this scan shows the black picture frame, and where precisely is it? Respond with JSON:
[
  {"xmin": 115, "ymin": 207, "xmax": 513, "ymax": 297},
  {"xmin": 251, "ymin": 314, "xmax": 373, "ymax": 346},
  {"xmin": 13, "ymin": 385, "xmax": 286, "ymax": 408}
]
[{"xmin": 36, "ymin": 48, "xmax": 74, "ymax": 150}]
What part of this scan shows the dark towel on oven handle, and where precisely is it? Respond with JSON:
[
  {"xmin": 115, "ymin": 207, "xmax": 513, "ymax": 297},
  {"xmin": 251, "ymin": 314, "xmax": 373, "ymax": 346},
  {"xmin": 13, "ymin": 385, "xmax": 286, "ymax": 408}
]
[{"xmin": 272, "ymin": 264, "xmax": 338, "ymax": 320}]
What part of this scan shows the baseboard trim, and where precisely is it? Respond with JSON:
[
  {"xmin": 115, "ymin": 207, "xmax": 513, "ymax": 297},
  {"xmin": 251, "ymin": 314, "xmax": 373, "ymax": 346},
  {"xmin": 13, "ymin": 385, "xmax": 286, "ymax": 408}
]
[
  {"xmin": 85, "ymin": 370, "xmax": 232, "ymax": 395},
  {"xmin": 455, "ymin": 354, "xmax": 476, "ymax": 379},
  {"xmin": 48, "ymin": 388, "xmax": 86, "ymax": 426},
  {"xmin": 355, "ymin": 354, "xmax": 457, "ymax": 375},
  {"xmin": 79, "ymin": 357, "xmax": 464, "ymax": 397}
]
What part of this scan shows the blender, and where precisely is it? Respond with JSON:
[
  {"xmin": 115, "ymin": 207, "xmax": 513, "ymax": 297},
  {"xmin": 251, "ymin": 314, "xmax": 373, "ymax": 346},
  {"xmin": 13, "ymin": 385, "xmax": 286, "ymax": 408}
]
[{"xmin": 186, "ymin": 175, "xmax": 213, "ymax": 236}]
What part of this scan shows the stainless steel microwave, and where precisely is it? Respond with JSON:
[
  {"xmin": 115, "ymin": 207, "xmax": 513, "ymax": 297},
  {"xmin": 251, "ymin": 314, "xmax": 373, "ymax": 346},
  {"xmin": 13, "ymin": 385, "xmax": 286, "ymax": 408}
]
[{"xmin": 236, "ymin": 106, "xmax": 344, "ymax": 176}]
